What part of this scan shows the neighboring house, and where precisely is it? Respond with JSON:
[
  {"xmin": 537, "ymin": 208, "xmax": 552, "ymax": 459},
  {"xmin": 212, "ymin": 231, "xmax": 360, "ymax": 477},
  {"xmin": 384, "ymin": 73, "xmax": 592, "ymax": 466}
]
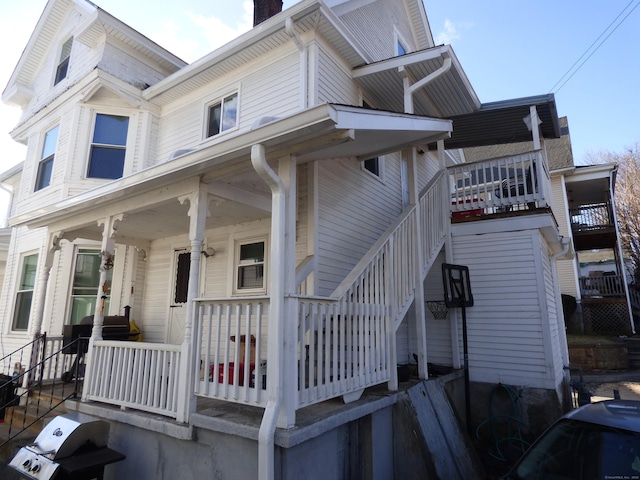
[
  {"xmin": 0, "ymin": 0, "xmax": 577, "ymax": 478},
  {"xmin": 464, "ymin": 117, "xmax": 634, "ymax": 336}
]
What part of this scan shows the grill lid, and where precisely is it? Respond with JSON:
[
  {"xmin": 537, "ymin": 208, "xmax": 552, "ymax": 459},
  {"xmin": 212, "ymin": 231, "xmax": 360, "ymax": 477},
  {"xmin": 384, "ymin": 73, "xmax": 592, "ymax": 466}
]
[{"xmin": 34, "ymin": 412, "xmax": 109, "ymax": 459}]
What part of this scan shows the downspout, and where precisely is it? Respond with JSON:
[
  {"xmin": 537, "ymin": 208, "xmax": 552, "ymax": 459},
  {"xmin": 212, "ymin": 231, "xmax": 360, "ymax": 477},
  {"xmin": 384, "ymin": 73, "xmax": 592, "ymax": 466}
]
[
  {"xmin": 551, "ymin": 236, "xmax": 573, "ymax": 404},
  {"xmin": 252, "ymin": 144, "xmax": 285, "ymax": 480},
  {"xmin": 400, "ymin": 52, "xmax": 452, "ymax": 114}
]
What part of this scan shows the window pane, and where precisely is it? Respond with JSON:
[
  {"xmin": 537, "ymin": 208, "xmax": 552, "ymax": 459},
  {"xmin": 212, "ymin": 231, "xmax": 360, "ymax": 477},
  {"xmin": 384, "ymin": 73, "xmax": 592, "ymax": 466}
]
[
  {"xmin": 93, "ymin": 114, "xmax": 129, "ymax": 146},
  {"xmin": 13, "ymin": 291, "xmax": 33, "ymax": 330},
  {"xmin": 73, "ymin": 252, "xmax": 102, "ymax": 289},
  {"xmin": 238, "ymin": 265, "xmax": 264, "ymax": 289},
  {"xmin": 174, "ymin": 252, "xmax": 191, "ymax": 304},
  {"xmin": 42, "ymin": 126, "xmax": 59, "ymax": 159},
  {"xmin": 364, "ymin": 158, "xmax": 380, "ymax": 176},
  {"xmin": 88, "ymin": 146, "xmax": 125, "ymax": 179},
  {"xmin": 207, "ymin": 102, "xmax": 222, "ymax": 137},
  {"xmin": 19, "ymin": 254, "xmax": 38, "ymax": 289},
  {"xmin": 35, "ymin": 157, "xmax": 54, "ymax": 191},
  {"xmin": 240, "ymin": 242, "xmax": 264, "ymax": 263},
  {"xmin": 54, "ymin": 38, "xmax": 73, "ymax": 86},
  {"xmin": 70, "ymin": 250, "xmax": 112, "ymax": 324},
  {"xmin": 221, "ymin": 93, "xmax": 238, "ymax": 132}
]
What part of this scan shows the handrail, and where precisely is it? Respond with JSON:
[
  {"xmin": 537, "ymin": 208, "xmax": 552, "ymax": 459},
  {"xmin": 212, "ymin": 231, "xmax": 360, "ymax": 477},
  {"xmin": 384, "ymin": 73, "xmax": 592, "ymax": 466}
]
[{"xmin": 0, "ymin": 336, "xmax": 86, "ymax": 448}]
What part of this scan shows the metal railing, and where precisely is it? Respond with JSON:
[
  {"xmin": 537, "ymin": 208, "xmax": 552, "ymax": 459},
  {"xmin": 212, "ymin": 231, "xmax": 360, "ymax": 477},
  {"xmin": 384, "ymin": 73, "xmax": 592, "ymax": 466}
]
[
  {"xmin": 570, "ymin": 202, "xmax": 614, "ymax": 233},
  {"xmin": 0, "ymin": 335, "xmax": 86, "ymax": 447}
]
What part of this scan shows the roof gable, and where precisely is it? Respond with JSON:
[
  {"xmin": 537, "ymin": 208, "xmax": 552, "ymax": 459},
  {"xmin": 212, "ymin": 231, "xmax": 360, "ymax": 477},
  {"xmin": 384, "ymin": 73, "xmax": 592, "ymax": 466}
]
[{"xmin": 2, "ymin": 0, "xmax": 185, "ymax": 107}]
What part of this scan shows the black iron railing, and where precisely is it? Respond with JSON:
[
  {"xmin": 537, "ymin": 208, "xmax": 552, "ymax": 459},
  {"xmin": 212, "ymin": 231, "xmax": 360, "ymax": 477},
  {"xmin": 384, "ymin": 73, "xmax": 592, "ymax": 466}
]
[{"xmin": 0, "ymin": 335, "xmax": 87, "ymax": 447}]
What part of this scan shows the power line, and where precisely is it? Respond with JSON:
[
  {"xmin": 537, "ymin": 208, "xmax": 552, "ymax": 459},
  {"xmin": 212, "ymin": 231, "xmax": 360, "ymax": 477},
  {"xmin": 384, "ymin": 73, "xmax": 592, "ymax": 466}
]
[{"xmin": 550, "ymin": 0, "xmax": 640, "ymax": 94}]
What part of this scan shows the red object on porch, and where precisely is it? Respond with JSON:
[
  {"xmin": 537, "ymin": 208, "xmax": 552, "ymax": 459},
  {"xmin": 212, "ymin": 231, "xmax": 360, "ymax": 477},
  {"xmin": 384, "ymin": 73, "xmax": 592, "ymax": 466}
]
[
  {"xmin": 451, "ymin": 199, "xmax": 483, "ymax": 218},
  {"xmin": 211, "ymin": 363, "xmax": 255, "ymax": 386}
]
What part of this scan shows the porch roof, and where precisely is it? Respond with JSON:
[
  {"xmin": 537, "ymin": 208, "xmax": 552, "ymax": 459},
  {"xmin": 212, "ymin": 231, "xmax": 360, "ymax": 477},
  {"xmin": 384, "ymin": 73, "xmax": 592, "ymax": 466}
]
[{"xmin": 12, "ymin": 104, "xmax": 452, "ymax": 233}]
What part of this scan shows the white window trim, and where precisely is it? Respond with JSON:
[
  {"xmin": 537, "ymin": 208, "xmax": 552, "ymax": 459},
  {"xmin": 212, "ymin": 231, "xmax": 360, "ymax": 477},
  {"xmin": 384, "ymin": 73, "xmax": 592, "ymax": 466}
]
[
  {"xmin": 53, "ymin": 36, "xmax": 74, "ymax": 86},
  {"xmin": 203, "ymin": 89, "xmax": 240, "ymax": 141},
  {"xmin": 11, "ymin": 251, "xmax": 39, "ymax": 333},
  {"xmin": 394, "ymin": 28, "xmax": 411, "ymax": 56},
  {"xmin": 34, "ymin": 124, "xmax": 60, "ymax": 192},
  {"xmin": 230, "ymin": 235, "xmax": 268, "ymax": 296},
  {"xmin": 361, "ymin": 156, "xmax": 386, "ymax": 183}
]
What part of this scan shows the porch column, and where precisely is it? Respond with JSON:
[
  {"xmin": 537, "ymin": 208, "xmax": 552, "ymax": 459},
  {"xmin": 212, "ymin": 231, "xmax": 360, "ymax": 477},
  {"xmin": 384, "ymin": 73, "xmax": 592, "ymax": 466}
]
[
  {"xmin": 176, "ymin": 185, "xmax": 210, "ymax": 422},
  {"xmin": 29, "ymin": 231, "xmax": 63, "ymax": 338},
  {"xmin": 91, "ymin": 215, "xmax": 123, "ymax": 340},
  {"xmin": 405, "ymin": 148, "xmax": 429, "ymax": 380}
]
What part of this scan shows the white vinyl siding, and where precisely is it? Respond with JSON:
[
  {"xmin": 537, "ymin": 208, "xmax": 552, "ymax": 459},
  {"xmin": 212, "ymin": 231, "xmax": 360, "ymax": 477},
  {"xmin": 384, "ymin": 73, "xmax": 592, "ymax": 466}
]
[
  {"xmin": 156, "ymin": 50, "xmax": 300, "ymax": 164},
  {"xmin": 316, "ymin": 46, "xmax": 360, "ymax": 106},
  {"xmin": 451, "ymin": 228, "xmax": 555, "ymax": 389},
  {"xmin": 550, "ymin": 175, "xmax": 580, "ymax": 298},
  {"xmin": 316, "ymin": 154, "xmax": 403, "ymax": 296}
]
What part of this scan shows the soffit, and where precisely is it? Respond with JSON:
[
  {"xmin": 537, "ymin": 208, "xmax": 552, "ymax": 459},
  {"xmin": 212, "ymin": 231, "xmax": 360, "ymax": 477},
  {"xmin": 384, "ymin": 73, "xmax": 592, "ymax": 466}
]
[{"xmin": 352, "ymin": 45, "xmax": 481, "ymax": 118}]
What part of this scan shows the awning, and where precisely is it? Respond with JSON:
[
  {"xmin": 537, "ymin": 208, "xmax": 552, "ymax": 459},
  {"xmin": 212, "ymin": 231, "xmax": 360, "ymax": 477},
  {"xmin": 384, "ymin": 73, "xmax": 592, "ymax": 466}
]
[{"xmin": 352, "ymin": 45, "xmax": 481, "ymax": 118}]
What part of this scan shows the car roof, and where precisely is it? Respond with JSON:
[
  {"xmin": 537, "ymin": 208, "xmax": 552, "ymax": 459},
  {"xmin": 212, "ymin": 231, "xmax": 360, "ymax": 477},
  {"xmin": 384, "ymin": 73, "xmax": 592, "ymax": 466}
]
[{"xmin": 564, "ymin": 400, "xmax": 640, "ymax": 432}]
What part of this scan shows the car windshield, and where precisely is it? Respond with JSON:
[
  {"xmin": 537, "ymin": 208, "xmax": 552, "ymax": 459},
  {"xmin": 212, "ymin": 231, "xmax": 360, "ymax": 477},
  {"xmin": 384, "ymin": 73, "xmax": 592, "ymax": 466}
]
[{"xmin": 512, "ymin": 418, "xmax": 640, "ymax": 480}]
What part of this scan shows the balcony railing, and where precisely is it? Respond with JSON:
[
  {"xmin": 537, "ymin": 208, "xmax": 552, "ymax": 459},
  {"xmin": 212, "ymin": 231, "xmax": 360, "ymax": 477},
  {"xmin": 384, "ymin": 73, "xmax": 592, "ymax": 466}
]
[
  {"xmin": 448, "ymin": 150, "xmax": 550, "ymax": 217},
  {"xmin": 570, "ymin": 202, "xmax": 614, "ymax": 233},
  {"xmin": 579, "ymin": 274, "xmax": 625, "ymax": 298}
]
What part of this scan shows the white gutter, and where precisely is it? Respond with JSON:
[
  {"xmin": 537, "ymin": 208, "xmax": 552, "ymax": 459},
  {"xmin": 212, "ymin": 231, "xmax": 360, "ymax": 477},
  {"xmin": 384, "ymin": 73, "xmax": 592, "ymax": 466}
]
[
  {"xmin": 400, "ymin": 51, "xmax": 452, "ymax": 114},
  {"xmin": 252, "ymin": 144, "xmax": 285, "ymax": 480}
]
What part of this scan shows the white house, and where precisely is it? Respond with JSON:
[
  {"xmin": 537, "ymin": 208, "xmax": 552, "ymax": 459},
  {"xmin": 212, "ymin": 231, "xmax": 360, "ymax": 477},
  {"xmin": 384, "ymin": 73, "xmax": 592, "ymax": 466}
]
[{"xmin": 0, "ymin": 0, "xmax": 574, "ymax": 478}]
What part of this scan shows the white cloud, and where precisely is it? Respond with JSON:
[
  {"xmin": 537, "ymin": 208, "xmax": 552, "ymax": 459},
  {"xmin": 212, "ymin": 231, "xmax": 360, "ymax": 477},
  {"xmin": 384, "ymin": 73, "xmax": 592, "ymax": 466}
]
[
  {"xmin": 187, "ymin": 1, "xmax": 254, "ymax": 54},
  {"xmin": 435, "ymin": 19, "xmax": 461, "ymax": 45}
]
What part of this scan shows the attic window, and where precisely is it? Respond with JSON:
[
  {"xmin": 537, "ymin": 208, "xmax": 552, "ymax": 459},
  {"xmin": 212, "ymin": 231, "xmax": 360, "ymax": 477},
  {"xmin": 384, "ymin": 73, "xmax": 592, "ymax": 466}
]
[
  {"xmin": 54, "ymin": 37, "xmax": 73, "ymax": 86},
  {"xmin": 206, "ymin": 93, "xmax": 238, "ymax": 138}
]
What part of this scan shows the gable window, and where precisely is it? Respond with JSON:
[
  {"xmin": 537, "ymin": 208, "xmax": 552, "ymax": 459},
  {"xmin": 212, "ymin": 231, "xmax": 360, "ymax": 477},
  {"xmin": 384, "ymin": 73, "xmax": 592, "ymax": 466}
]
[
  {"xmin": 35, "ymin": 125, "xmax": 59, "ymax": 191},
  {"xmin": 206, "ymin": 93, "xmax": 238, "ymax": 138},
  {"xmin": 236, "ymin": 240, "xmax": 265, "ymax": 292},
  {"xmin": 69, "ymin": 249, "xmax": 112, "ymax": 325},
  {"xmin": 87, "ymin": 114, "xmax": 129, "ymax": 180},
  {"xmin": 54, "ymin": 37, "xmax": 73, "ymax": 85},
  {"xmin": 12, "ymin": 254, "xmax": 38, "ymax": 331},
  {"xmin": 397, "ymin": 41, "xmax": 406, "ymax": 56}
]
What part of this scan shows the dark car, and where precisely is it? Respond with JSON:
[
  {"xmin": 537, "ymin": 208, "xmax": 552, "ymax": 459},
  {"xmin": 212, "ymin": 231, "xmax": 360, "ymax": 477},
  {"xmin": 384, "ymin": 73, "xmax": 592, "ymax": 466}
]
[{"xmin": 502, "ymin": 400, "xmax": 640, "ymax": 480}]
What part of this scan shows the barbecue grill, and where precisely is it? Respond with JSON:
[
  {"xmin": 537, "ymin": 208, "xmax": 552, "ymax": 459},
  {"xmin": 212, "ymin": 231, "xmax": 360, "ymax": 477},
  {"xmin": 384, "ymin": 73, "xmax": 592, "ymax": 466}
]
[{"xmin": 9, "ymin": 412, "xmax": 124, "ymax": 480}]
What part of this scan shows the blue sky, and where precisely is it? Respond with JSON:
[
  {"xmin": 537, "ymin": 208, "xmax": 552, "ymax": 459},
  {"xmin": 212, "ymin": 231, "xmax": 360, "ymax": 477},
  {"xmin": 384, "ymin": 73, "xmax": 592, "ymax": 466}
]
[{"xmin": 1, "ymin": 0, "xmax": 639, "ymax": 222}]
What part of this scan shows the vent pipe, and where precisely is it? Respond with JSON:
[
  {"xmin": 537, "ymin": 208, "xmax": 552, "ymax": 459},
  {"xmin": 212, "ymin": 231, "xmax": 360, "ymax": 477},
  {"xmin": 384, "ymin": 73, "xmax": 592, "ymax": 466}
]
[{"xmin": 254, "ymin": 0, "xmax": 283, "ymax": 26}]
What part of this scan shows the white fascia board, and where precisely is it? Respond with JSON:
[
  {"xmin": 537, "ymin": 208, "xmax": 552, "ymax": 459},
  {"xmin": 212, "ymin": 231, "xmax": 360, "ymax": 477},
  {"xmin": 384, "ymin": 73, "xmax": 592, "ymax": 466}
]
[
  {"xmin": 333, "ymin": 105, "xmax": 452, "ymax": 134},
  {"xmin": 564, "ymin": 163, "xmax": 617, "ymax": 183},
  {"xmin": 353, "ymin": 45, "xmax": 450, "ymax": 78}
]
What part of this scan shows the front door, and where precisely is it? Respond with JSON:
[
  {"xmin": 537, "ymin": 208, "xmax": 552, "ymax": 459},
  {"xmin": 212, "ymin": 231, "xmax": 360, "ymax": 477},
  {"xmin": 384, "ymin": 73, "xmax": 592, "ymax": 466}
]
[{"xmin": 167, "ymin": 249, "xmax": 190, "ymax": 344}]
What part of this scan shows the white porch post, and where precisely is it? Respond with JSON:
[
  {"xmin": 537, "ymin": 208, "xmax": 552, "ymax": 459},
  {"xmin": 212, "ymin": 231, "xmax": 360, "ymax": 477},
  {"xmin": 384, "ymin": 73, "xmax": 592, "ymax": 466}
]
[
  {"xmin": 29, "ymin": 232, "xmax": 63, "ymax": 338},
  {"xmin": 176, "ymin": 185, "xmax": 210, "ymax": 423},
  {"xmin": 405, "ymin": 148, "xmax": 429, "ymax": 379},
  {"xmin": 91, "ymin": 215, "xmax": 123, "ymax": 340},
  {"xmin": 278, "ymin": 154, "xmax": 297, "ymax": 428}
]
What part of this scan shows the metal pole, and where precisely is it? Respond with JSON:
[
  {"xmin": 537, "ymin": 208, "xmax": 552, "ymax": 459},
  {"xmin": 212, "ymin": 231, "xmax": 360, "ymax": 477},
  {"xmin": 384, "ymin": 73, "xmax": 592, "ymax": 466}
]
[{"xmin": 461, "ymin": 304, "xmax": 471, "ymax": 435}]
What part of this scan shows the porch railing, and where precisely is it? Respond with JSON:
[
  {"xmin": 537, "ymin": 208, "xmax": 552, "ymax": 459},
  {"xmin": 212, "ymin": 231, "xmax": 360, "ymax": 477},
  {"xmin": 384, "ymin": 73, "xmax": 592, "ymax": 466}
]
[
  {"xmin": 570, "ymin": 202, "xmax": 614, "ymax": 233},
  {"xmin": 579, "ymin": 274, "xmax": 625, "ymax": 297},
  {"xmin": 194, "ymin": 298, "xmax": 269, "ymax": 407},
  {"xmin": 448, "ymin": 150, "xmax": 550, "ymax": 215},
  {"xmin": 84, "ymin": 340, "xmax": 181, "ymax": 418}
]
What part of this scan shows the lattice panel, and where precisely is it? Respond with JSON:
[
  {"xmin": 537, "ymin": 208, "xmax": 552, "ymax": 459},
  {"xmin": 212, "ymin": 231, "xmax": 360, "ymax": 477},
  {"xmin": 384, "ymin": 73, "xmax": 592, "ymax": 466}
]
[{"xmin": 583, "ymin": 302, "xmax": 632, "ymax": 335}]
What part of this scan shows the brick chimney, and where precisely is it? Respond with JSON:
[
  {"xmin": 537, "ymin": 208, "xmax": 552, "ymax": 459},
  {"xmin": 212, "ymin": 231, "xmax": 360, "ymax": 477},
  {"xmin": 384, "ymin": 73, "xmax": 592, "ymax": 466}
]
[{"xmin": 254, "ymin": 0, "xmax": 283, "ymax": 26}]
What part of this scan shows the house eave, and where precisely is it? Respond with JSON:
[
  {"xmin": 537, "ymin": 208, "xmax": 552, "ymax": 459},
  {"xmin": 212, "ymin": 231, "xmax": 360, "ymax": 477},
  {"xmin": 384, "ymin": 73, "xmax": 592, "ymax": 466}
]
[
  {"xmin": 10, "ymin": 104, "xmax": 451, "ymax": 229},
  {"xmin": 352, "ymin": 44, "xmax": 481, "ymax": 118}
]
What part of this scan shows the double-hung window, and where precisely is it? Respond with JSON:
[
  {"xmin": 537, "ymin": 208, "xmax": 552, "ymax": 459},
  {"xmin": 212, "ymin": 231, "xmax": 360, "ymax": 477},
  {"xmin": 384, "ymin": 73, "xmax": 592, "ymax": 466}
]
[
  {"xmin": 206, "ymin": 93, "xmax": 238, "ymax": 138},
  {"xmin": 54, "ymin": 37, "xmax": 73, "ymax": 85},
  {"xmin": 35, "ymin": 125, "xmax": 59, "ymax": 191},
  {"xmin": 236, "ymin": 241, "xmax": 265, "ymax": 292},
  {"xmin": 69, "ymin": 249, "xmax": 112, "ymax": 325},
  {"xmin": 87, "ymin": 114, "xmax": 129, "ymax": 180},
  {"xmin": 12, "ymin": 254, "xmax": 38, "ymax": 331}
]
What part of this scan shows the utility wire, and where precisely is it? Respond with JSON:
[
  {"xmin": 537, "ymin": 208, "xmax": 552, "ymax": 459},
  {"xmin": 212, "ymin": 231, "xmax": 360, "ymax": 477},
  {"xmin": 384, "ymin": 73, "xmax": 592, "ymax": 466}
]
[{"xmin": 550, "ymin": 0, "xmax": 640, "ymax": 93}]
